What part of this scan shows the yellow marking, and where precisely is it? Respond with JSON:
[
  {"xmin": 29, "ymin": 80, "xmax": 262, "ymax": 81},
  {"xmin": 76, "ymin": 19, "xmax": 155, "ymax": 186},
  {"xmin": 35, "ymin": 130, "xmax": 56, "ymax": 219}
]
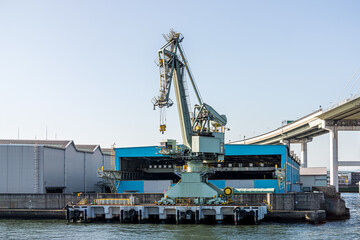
[
  {"xmin": 263, "ymin": 200, "xmax": 273, "ymax": 212},
  {"xmin": 160, "ymin": 124, "xmax": 166, "ymax": 133},
  {"xmin": 223, "ymin": 187, "xmax": 233, "ymax": 196},
  {"xmin": 110, "ymin": 143, "xmax": 116, "ymax": 170}
]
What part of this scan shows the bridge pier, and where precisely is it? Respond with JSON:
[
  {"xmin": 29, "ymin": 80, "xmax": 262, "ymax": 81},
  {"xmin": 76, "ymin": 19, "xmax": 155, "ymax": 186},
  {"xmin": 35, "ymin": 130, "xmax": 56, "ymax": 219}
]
[
  {"xmin": 300, "ymin": 141, "xmax": 307, "ymax": 168},
  {"xmin": 231, "ymin": 96, "xmax": 360, "ymax": 194},
  {"xmin": 329, "ymin": 128, "xmax": 339, "ymax": 191},
  {"xmin": 300, "ymin": 140, "xmax": 311, "ymax": 168},
  {"xmin": 286, "ymin": 138, "xmax": 312, "ymax": 168},
  {"xmin": 324, "ymin": 120, "xmax": 360, "ymax": 192}
]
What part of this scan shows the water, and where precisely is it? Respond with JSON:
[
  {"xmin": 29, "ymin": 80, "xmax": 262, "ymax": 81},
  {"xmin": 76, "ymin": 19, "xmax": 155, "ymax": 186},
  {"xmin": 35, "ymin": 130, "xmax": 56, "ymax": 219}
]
[{"xmin": 0, "ymin": 193, "xmax": 359, "ymax": 240}]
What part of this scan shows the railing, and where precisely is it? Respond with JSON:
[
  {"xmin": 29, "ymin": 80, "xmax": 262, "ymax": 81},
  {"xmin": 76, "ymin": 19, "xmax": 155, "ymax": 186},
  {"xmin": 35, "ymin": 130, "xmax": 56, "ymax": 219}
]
[
  {"xmin": 94, "ymin": 198, "xmax": 130, "ymax": 205},
  {"xmin": 78, "ymin": 198, "xmax": 88, "ymax": 205},
  {"xmin": 174, "ymin": 165, "xmax": 215, "ymax": 174},
  {"xmin": 157, "ymin": 145, "xmax": 183, "ymax": 155},
  {"xmin": 176, "ymin": 198, "xmax": 191, "ymax": 204}
]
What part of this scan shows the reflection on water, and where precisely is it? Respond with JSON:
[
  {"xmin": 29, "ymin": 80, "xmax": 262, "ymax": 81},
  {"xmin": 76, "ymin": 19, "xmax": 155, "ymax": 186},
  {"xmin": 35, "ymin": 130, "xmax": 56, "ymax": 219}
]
[{"xmin": 0, "ymin": 193, "xmax": 359, "ymax": 240}]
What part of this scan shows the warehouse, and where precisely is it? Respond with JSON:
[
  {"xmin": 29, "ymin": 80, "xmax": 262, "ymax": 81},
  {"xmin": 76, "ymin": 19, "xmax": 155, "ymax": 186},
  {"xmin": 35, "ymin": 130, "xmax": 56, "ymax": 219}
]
[
  {"xmin": 0, "ymin": 140, "xmax": 111, "ymax": 194},
  {"xmin": 300, "ymin": 167, "xmax": 327, "ymax": 191},
  {"xmin": 113, "ymin": 144, "xmax": 300, "ymax": 193}
]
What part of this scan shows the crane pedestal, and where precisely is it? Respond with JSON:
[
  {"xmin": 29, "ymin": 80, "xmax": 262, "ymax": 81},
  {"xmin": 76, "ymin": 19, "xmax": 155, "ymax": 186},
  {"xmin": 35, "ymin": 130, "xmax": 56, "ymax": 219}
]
[{"xmin": 158, "ymin": 162, "xmax": 224, "ymax": 205}]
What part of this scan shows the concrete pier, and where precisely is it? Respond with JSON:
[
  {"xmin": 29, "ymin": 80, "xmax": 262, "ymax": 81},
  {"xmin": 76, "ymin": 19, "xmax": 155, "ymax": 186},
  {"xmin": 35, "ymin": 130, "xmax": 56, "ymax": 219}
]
[
  {"xmin": 0, "ymin": 189, "xmax": 350, "ymax": 222},
  {"xmin": 329, "ymin": 128, "xmax": 339, "ymax": 191},
  {"xmin": 67, "ymin": 204, "xmax": 268, "ymax": 225}
]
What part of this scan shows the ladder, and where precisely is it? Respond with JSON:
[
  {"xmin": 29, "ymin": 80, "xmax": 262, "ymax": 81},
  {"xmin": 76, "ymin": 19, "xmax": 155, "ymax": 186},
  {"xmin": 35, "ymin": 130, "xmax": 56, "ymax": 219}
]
[
  {"xmin": 110, "ymin": 143, "xmax": 118, "ymax": 193},
  {"xmin": 33, "ymin": 144, "xmax": 39, "ymax": 193},
  {"xmin": 275, "ymin": 165, "xmax": 286, "ymax": 193},
  {"xmin": 110, "ymin": 143, "xmax": 116, "ymax": 170}
]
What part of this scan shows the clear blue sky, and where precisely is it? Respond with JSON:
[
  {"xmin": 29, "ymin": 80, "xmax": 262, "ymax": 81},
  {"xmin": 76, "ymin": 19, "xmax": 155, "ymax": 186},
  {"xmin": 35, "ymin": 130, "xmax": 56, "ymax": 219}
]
[{"xmin": 0, "ymin": 1, "xmax": 360, "ymax": 169}]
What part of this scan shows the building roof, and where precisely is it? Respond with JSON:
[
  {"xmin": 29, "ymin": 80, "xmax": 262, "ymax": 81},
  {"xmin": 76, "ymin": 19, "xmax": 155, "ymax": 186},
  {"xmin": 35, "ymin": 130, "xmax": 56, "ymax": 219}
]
[
  {"xmin": 0, "ymin": 139, "xmax": 111, "ymax": 155},
  {"xmin": 101, "ymin": 148, "xmax": 113, "ymax": 155},
  {"xmin": 300, "ymin": 167, "xmax": 327, "ymax": 176},
  {"xmin": 0, "ymin": 139, "xmax": 71, "ymax": 149},
  {"xmin": 75, "ymin": 144, "xmax": 99, "ymax": 152}
]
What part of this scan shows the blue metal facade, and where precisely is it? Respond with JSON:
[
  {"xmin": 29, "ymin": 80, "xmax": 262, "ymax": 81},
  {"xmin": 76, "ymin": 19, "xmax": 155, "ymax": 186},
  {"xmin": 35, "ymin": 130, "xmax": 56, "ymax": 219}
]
[{"xmin": 114, "ymin": 144, "xmax": 300, "ymax": 193}]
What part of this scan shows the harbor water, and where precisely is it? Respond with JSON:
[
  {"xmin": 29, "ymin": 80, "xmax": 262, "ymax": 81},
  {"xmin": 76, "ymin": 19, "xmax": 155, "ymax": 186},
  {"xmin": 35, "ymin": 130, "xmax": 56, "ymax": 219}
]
[{"xmin": 0, "ymin": 193, "xmax": 359, "ymax": 240}]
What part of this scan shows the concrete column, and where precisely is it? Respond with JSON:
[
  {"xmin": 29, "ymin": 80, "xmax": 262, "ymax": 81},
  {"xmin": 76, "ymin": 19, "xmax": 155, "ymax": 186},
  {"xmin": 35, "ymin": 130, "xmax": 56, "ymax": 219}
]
[
  {"xmin": 329, "ymin": 128, "xmax": 339, "ymax": 191},
  {"xmin": 300, "ymin": 141, "xmax": 308, "ymax": 168},
  {"xmin": 280, "ymin": 139, "xmax": 290, "ymax": 148}
]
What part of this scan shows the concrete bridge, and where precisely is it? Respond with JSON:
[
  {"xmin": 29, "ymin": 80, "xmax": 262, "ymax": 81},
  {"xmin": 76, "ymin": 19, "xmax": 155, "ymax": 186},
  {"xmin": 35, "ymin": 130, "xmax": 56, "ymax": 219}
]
[{"xmin": 230, "ymin": 95, "xmax": 360, "ymax": 191}]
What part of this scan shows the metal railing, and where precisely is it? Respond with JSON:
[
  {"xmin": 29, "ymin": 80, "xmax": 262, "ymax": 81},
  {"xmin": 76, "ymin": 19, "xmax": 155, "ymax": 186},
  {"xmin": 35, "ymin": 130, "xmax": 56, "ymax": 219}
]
[
  {"xmin": 78, "ymin": 198, "xmax": 88, "ymax": 205},
  {"xmin": 174, "ymin": 165, "xmax": 215, "ymax": 174},
  {"xmin": 157, "ymin": 145, "xmax": 183, "ymax": 155},
  {"xmin": 94, "ymin": 198, "xmax": 130, "ymax": 205}
]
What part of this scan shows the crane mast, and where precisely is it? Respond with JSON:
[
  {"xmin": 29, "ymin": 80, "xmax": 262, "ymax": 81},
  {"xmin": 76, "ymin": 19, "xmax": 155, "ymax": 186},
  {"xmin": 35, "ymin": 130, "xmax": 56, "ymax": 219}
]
[{"xmin": 152, "ymin": 30, "xmax": 228, "ymax": 205}]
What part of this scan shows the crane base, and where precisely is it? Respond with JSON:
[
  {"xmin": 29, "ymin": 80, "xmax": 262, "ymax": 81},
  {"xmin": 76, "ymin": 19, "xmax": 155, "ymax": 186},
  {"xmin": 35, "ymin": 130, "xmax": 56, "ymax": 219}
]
[{"xmin": 158, "ymin": 172, "xmax": 224, "ymax": 205}]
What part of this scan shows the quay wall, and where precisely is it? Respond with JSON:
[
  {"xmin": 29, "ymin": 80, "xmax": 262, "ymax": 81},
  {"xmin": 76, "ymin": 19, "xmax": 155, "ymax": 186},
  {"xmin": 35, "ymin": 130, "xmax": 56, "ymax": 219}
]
[
  {"xmin": 0, "ymin": 193, "xmax": 163, "ymax": 209},
  {"xmin": 0, "ymin": 190, "xmax": 348, "ymax": 220},
  {"xmin": 0, "ymin": 192, "xmax": 324, "ymax": 211},
  {"xmin": 232, "ymin": 192, "xmax": 324, "ymax": 211},
  {"xmin": 0, "ymin": 209, "xmax": 66, "ymax": 219}
]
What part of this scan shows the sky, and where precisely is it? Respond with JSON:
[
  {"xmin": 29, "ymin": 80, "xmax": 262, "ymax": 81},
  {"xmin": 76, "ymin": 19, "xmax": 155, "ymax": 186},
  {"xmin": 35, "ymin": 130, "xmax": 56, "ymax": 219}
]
[{"xmin": 0, "ymin": 1, "xmax": 360, "ymax": 170}]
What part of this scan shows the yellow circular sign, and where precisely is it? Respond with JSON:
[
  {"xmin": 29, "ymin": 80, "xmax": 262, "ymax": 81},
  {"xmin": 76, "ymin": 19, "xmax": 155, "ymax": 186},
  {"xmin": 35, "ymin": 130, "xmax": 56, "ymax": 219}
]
[{"xmin": 223, "ymin": 187, "xmax": 233, "ymax": 196}]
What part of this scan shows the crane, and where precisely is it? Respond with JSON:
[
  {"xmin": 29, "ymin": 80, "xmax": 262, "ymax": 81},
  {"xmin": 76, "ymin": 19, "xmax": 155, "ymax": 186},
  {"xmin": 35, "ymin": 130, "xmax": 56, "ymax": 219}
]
[{"xmin": 152, "ymin": 30, "xmax": 228, "ymax": 205}]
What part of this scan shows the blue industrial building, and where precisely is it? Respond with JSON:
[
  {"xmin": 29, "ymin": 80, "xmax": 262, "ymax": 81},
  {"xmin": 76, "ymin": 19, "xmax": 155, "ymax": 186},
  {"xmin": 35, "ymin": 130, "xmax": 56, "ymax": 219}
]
[{"xmin": 114, "ymin": 144, "xmax": 300, "ymax": 193}]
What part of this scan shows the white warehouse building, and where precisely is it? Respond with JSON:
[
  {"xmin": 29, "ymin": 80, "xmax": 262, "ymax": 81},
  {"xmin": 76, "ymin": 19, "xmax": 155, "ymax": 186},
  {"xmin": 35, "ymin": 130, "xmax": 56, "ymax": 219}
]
[
  {"xmin": 300, "ymin": 167, "xmax": 328, "ymax": 191},
  {"xmin": 0, "ymin": 140, "xmax": 111, "ymax": 194}
]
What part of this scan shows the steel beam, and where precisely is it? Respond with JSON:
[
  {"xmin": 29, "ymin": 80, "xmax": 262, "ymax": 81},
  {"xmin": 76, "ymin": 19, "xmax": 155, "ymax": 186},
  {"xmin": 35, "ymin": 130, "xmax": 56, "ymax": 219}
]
[
  {"xmin": 338, "ymin": 161, "xmax": 360, "ymax": 166},
  {"xmin": 324, "ymin": 120, "xmax": 360, "ymax": 131}
]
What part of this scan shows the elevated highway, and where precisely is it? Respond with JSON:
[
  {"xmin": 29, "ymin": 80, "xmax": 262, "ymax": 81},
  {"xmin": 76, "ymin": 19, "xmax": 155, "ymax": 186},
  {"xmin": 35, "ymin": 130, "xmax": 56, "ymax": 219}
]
[{"xmin": 230, "ymin": 95, "xmax": 360, "ymax": 190}]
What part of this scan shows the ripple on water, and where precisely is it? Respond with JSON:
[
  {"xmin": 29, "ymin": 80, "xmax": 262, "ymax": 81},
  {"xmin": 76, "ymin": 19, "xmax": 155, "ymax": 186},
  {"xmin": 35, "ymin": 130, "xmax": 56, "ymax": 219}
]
[{"xmin": 0, "ymin": 193, "xmax": 359, "ymax": 240}]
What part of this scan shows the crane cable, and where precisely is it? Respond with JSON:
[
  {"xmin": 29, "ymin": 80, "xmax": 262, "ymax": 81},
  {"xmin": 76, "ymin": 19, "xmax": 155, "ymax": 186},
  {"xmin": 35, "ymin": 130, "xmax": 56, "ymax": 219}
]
[
  {"xmin": 335, "ymin": 64, "xmax": 360, "ymax": 103},
  {"xmin": 350, "ymin": 71, "xmax": 360, "ymax": 95},
  {"xmin": 180, "ymin": 42, "xmax": 203, "ymax": 104}
]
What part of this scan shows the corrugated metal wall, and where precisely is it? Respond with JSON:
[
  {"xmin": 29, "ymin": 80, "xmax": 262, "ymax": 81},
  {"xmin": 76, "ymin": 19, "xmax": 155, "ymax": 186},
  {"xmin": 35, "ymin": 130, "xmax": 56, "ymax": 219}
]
[
  {"xmin": 64, "ymin": 144, "xmax": 85, "ymax": 193},
  {"xmin": 85, "ymin": 149, "xmax": 104, "ymax": 193},
  {"xmin": 103, "ymin": 152, "xmax": 111, "ymax": 170},
  {"xmin": 63, "ymin": 144, "xmax": 110, "ymax": 193},
  {"xmin": 44, "ymin": 147, "xmax": 65, "ymax": 190},
  {"xmin": 0, "ymin": 144, "xmax": 111, "ymax": 194},
  {"xmin": 0, "ymin": 145, "xmax": 43, "ymax": 193}
]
